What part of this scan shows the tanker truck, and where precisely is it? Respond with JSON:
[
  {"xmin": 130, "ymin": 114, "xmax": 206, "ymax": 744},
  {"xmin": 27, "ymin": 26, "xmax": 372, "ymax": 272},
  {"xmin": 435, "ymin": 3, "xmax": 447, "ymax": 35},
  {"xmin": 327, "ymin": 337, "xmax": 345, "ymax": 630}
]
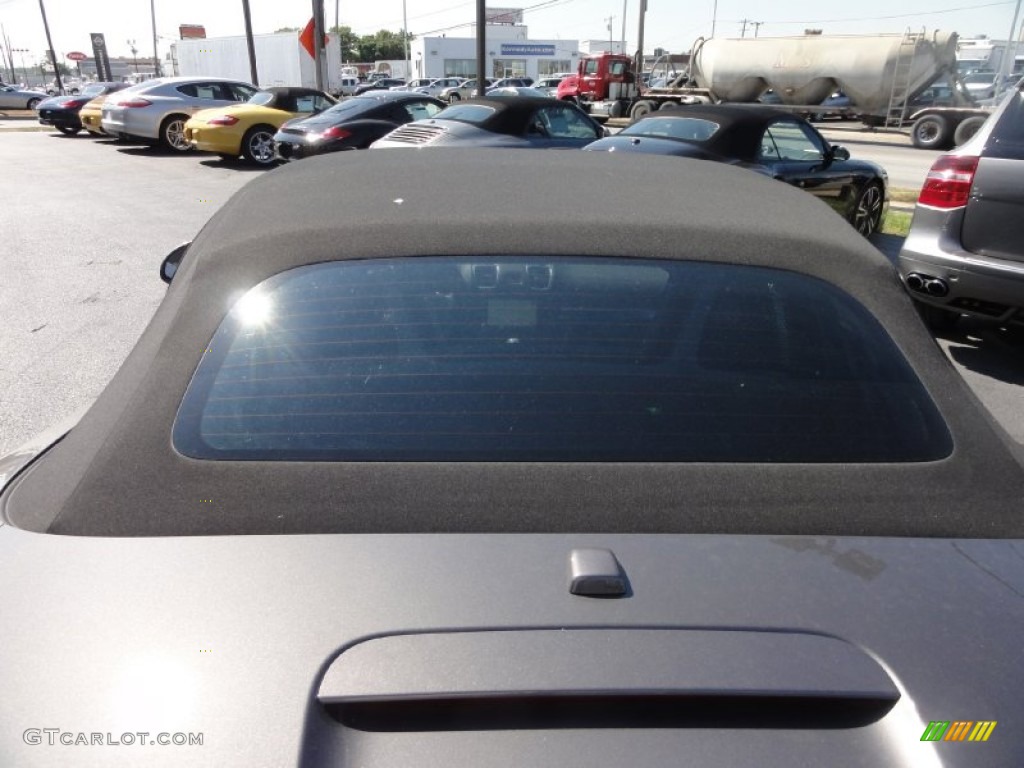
[{"xmin": 557, "ymin": 31, "xmax": 988, "ymax": 148}]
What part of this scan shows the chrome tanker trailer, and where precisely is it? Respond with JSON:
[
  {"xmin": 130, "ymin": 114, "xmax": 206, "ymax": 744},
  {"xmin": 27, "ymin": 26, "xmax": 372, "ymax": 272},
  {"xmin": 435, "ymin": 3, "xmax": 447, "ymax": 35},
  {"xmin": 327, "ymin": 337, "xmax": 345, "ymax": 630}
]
[
  {"xmin": 686, "ymin": 31, "xmax": 988, "ymax": 148},
  {"xmin": 561, "ymin": 31, "xmax": 986, "ymax": 149}
]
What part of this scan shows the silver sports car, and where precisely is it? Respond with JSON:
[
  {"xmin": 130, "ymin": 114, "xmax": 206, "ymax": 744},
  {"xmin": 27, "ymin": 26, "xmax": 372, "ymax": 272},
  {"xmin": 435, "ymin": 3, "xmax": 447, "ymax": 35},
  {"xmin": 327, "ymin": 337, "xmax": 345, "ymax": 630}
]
[{"xmin": 1, "ymin": 151, "xmax": 1022, "ymax": 767}]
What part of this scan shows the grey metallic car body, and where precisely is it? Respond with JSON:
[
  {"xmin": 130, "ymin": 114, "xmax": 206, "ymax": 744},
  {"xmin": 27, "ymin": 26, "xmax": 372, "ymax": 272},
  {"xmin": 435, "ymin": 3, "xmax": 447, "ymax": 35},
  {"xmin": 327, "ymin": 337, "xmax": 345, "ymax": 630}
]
[
  {"xmin": 1, "ymin": 152, "xmax": 1023, "ymax": 767},
  {"xmin": 898, "ymin": 78, "xmax": 1024, "ymax": 327},
  {"xmin": 0, "ymin": 84, "xmax": 45, "ymax": 110},
  {"xmin": 100, "ymin": 76, "xmax": 258, "ymax": 151}
]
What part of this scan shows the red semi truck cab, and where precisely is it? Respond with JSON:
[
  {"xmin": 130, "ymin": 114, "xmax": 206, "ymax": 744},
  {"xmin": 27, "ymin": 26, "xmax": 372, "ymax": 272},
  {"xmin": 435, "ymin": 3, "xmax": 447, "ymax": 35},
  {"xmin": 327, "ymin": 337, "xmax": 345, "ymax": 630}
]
[{"xmin": 557, "ymin": 53, "xmax": 640, "ymax": 118}]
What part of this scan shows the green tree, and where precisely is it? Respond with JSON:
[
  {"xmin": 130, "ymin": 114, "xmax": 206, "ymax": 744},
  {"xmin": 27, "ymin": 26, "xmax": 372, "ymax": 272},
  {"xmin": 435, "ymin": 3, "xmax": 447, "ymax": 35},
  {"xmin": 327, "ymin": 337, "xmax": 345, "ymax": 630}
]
[
  {"xmin": 353, "ymin": 29, "xmax": 413, "ymax": 62},
  {"xmin": 329, "ymin": 25, "xmax": 359, "ymax": 62},
  {"xmin": 274, "ymin": 26, "xmax": 301, "ymax": 33}
]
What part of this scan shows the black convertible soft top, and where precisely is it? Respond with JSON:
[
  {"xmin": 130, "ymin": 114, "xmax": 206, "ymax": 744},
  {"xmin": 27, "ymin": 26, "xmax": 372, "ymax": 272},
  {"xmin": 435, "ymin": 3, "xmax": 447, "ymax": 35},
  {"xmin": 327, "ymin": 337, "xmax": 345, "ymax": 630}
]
[{"xmin": 8, "ymin": 150, "xmax": 1024, "ymax": 536}]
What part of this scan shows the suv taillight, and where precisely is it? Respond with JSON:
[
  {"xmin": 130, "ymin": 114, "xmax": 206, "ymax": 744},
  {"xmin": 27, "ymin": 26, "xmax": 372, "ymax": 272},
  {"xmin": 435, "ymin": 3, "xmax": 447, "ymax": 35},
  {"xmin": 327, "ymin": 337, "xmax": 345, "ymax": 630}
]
[{"xmin": 918, "ymin": 155, "xmax": 979, "ymax": 209}]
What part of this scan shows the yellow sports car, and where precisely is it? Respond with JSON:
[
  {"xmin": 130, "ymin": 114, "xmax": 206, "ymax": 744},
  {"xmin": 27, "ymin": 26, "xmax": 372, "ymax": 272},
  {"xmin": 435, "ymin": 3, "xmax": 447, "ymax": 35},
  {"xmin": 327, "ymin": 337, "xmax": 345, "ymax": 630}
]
[
  {"xmin": 184, "ymin": 86, "xmax": 336, "ymax": 166},
  {"xmin": 78, "ymin": 83, "xmax": 132, "ymax": 136}
]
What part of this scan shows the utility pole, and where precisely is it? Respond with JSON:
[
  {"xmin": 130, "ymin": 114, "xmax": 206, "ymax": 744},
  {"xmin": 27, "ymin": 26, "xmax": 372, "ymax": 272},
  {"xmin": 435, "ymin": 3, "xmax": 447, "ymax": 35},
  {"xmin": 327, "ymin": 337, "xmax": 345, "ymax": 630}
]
[
  {"xmin": 242, "ymin": 0, "xmax": 258, "ymax": 85},
  {"xmin": 752, "ymin": 21, "xmax": 763, "ymax": 37},
  {"xmin": 312, "ymin": 0, "xmax": 325, "ymax": 90},
  {"xmin": 150, "ymin": 0, "xmax": 161, "ymax": 76},
  {"xmin": 740, "ymin": 19, "xmax": 748, "ymax": 38},
  {"xmin": 402, "ymin": 0, "xmax": 410, "ymax": 81},
  {"xmin": 606, "ymin": 16, "xmax": 614, "ymax": 51},
  {"xmin": 621, "ymin": 0, "xmax": 627, "ymax": 53},
  {"xmin": 1, "ymin": 24, "xmax": 15, "ymax": 82},
  {"xmin": 711, "ymin": 0, "xmax": 718, "ymax": 38},
  {"xmin": 635, "ymin": 0, "xmax": 646, "ymax": 83},
  {"xmin": 476, "ymin": 0, "xmax": 485, "ymax": 95},
  {"xmin": 37, "ymin": 0, "xmax": 63, "ymax": 94},
  {"xmin": 128, "ymin": 39, "xmax": 139, "ymax": 73}
]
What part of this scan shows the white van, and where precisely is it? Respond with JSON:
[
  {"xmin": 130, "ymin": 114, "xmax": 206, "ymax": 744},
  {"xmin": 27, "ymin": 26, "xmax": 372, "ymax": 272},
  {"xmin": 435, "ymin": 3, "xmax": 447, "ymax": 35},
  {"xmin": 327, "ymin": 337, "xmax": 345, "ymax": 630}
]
[{"xmin": 336, "ymin": 77, "xmax": 360, "ymax": 97}]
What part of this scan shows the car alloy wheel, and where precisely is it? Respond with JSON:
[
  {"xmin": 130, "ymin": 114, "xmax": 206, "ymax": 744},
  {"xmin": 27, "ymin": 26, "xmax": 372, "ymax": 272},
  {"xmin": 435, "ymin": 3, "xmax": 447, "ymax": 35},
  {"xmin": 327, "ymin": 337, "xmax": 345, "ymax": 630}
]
[
  {"xmin": 243, "ymin": 126, "xmax": 277, "ymax": 166},
  {"xmin": 852, "ymin": 183, "xmax": 884, "ymax": 237},
  {"xmin": 161, "ymin": 115, "xmax": 192, "ymax": 152},
  {"xmin": 449, "ymin": 93, "xmax": 461, "ymax": 103},
  {"xmin": 27, "ymin": 97, "xmax": 41, "ymax": 110}
]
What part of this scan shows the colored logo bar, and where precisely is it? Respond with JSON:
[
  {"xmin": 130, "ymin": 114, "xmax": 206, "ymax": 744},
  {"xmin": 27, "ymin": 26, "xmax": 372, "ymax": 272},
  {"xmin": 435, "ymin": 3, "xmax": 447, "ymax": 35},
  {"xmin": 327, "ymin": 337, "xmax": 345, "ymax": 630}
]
[{"xmin": 921, "ymin": 721, "xmax": 996, "ymax": 742}]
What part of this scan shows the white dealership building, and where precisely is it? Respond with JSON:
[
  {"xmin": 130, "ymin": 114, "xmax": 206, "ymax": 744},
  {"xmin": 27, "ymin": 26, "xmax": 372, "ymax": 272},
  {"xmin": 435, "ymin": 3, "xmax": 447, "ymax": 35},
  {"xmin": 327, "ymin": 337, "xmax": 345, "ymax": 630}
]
[{"xmin": 410, "ymin": 21, "xmax": 579, "ymax": 81}]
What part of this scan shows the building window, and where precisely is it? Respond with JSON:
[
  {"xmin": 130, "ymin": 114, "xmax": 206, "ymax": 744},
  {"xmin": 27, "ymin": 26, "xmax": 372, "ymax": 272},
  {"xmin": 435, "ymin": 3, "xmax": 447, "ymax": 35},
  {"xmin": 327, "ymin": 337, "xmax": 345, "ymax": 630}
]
[
  {"xmin": 443, "ymin": 59, "xmax": 477, "ymax": 77},
  {"xmin": 492, "ymin": 58, "xmax": 527, "ymax": 78},
  {"xmin": 539, "ymin": 60, "xmax": 572, "ymax": 76}
]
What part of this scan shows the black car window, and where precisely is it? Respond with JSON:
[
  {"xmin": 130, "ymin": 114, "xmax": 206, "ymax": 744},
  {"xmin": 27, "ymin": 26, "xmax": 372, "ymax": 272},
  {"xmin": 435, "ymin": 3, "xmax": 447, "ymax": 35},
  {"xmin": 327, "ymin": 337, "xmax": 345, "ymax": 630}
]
[
  {"xmin": 402, "ymin": 100, "xmax": 443, "ymax": 121},
  {"xmin": 230, "ymin": 84, "xmax": 259, "ymax": 101},
  {"xmin": 324, "ymin": 97, "xmax": 385, "ymax": 117},
  {"xmin": 544, "ymin": 106, "xmax": 600, "ymax": 139},
  {"xmin": 988, "ymin": 88, "xmax": 1024, "ymax": 147},
  {"xmin": 435, "ymin": 103, "xmax": 496, "ymax": 124},
  {"xmin": 174, "ymin": 257, "xmax": 951, "ymax": 463},
  {"xmin": 622, "ymin": 116, "xmax": 719, "ymax": 141},
  {"xmin": 175, "ymin": 83, "xmax": 198, "ymax": 98},
  {"xmin": 761, "ymin": 121, "xmax": 825, "ymax": 163},
  {"xmin": 248, "ymin": 91, "xmax": 276, "ymax": 107}
]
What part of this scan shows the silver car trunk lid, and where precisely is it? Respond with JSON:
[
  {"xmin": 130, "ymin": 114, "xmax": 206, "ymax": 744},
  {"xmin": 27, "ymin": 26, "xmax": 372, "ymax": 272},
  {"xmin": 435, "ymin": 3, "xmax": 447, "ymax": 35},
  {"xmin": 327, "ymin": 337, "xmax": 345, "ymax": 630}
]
[{"xmin": 0, "ymin": 529, "xmax": 1018, "ymax": 767}]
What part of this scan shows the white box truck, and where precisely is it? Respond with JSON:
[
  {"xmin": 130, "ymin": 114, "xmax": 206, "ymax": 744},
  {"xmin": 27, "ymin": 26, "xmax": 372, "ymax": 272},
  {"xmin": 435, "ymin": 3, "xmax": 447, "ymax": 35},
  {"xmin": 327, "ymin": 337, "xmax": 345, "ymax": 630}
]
[{"xmin": 173, "ymin": 32, "xmax": 342, "ymax": 94}]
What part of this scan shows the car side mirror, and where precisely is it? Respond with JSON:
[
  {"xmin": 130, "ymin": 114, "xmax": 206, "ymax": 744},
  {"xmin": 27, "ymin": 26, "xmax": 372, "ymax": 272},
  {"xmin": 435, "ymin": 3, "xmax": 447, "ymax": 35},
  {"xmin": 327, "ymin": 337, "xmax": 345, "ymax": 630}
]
[
  {"xmin": 160, "ymin": 242, "xmax": 190, "ymax": 284},
  {"xmin": 831, "ymin": 146, "xmax": 850, "ymax": 161}
]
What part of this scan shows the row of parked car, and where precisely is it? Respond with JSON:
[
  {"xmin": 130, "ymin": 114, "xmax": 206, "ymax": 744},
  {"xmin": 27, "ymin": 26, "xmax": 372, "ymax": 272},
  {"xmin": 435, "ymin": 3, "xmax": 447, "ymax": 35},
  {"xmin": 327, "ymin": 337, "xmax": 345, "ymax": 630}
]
[{"xmin": 33, "ymin": 74, "xmax": 1024, "ymax": 332}]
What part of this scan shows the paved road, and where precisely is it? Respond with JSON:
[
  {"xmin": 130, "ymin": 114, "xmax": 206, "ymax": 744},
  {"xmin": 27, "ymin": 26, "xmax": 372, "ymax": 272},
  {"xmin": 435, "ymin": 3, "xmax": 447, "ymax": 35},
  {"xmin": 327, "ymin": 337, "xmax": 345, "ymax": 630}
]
[{"xmin": 0, "ymin": 129, "xmax": 1020, "ymax": 455}]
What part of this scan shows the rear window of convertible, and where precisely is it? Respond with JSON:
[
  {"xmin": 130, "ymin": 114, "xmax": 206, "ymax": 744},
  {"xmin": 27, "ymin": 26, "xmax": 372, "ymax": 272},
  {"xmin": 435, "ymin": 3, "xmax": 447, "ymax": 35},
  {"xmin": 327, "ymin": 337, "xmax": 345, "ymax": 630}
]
[{"xmin": 173, "ymin": 257, "xmax": 951, "ymax": 462}]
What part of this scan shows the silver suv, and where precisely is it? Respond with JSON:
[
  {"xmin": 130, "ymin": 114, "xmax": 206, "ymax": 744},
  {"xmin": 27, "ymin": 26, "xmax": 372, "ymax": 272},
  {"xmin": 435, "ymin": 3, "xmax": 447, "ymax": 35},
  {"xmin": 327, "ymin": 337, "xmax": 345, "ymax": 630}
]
[{"xmin": 898, "ymin": 77, "xmax": 1024, "ymax": 330}]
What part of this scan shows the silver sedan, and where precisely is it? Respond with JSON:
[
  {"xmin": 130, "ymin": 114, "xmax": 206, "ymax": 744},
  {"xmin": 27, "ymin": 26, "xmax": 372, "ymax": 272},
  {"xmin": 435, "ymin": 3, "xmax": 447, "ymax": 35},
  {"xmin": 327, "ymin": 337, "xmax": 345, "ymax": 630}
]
[{"xmin": 100, "ymin": 76, "xmax": 258, "ymax": 151}]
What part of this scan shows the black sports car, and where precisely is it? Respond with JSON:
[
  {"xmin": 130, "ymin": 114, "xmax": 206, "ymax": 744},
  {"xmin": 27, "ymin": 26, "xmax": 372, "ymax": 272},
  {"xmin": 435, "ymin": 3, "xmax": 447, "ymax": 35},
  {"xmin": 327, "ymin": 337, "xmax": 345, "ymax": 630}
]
[
  {"xmin": 274, "ymin": 91, "xmax": 447, "ymax": 160},
  {"xmin": 36, "ymin": 82, "xmax": 129, "ymax": 135},
  {"xmin": 584, "ymin": 104, "xmax": 888, "ymax": 237}
]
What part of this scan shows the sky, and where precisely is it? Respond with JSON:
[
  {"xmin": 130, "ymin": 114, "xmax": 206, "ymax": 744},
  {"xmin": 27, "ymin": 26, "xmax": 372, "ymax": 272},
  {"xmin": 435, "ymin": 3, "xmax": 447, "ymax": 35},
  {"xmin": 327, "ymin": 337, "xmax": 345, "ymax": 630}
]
[{"xmin": 0, "ymin": 0, "xmax": 1021, "ymax": 67}]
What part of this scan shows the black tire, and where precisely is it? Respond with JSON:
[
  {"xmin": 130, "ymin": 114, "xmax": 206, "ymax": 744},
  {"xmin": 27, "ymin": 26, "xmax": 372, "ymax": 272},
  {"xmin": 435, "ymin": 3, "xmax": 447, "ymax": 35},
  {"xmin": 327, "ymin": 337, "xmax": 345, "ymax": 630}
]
[
  {"xmin": 953, "ymin": 115, "xmax": 987, "ymax": 147},
  {"xmin": 159, "ymin": 114, "xmax": 192, "ymax": 152},
  {"xmin": 26, "ymin": 97, "xmax": 41, "ymax": 110},
  {"xmin": 658, "ymin": 100, "xmax": 680, "ymax": 111},
  {"xmin": 629, "ymin": 100, "xmax": 657, "ymax": 121},
  {"xmin": 55, "ymin": 125, "xmax": 81, "ymax": 136},
  {"xmin": 241, "ymin": 125, "xmax": 277, "ymax": 167},
  {"xmin": 911, "ymin": 114, "xmax": 953, "ymax": 150},
  {"xmin": 914, "ymin": 301, "xmax": 960, "ymax": 332},
  {"xmin": 850, "ymin": 182, "xmax": 884, "ymax": 238}
]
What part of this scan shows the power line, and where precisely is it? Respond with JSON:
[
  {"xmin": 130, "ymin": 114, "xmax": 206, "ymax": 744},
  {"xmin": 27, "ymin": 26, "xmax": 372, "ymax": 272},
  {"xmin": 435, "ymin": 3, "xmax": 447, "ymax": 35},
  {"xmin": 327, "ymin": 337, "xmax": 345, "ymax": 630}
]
[{"xmin": 758, "ymin": 0, "xmax": 1012, "ymax": 26}]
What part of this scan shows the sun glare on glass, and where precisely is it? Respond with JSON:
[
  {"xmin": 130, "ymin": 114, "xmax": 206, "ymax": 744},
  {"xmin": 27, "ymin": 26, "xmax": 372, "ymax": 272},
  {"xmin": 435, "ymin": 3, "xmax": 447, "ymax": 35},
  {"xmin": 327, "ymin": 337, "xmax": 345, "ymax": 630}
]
[{"xmin": 234, "ymin": 291, "xmax": 274, "ymax": 327}]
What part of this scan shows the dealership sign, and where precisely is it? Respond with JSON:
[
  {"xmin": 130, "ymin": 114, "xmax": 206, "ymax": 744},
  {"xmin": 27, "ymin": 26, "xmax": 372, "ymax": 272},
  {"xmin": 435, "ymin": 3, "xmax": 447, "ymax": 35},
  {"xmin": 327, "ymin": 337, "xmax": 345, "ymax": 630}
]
[
  {"xmin": 500, "ymin": 44, "xmax": 556, "ymax": 56},
  {"xmin": 66, "ymin": 51, "xmax": 87, "ymax": 61}
]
